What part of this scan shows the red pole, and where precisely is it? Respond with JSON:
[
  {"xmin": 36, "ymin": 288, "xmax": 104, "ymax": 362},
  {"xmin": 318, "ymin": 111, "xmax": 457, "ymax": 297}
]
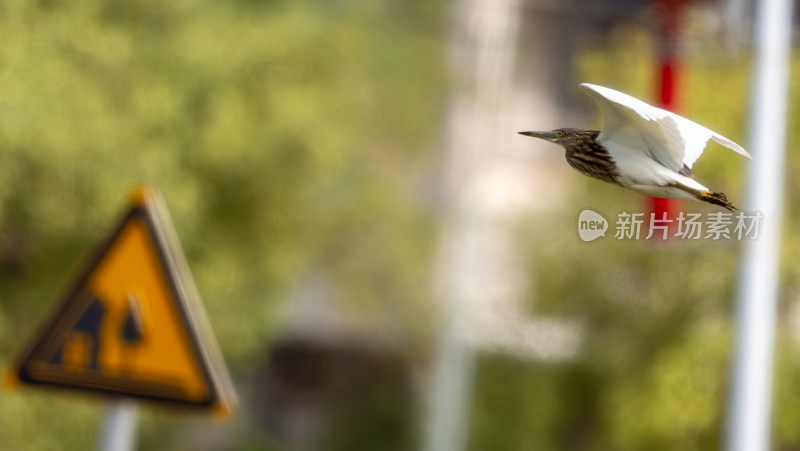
[{"xmin": 649, "ymin": 0, "xmax": 687, "ymax": 238}]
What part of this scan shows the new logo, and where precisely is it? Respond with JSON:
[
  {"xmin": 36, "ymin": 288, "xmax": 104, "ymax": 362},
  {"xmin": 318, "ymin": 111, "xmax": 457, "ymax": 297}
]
[{"xmin": 578, "ymin": 209, "xmax": 608, "ymax": 241}]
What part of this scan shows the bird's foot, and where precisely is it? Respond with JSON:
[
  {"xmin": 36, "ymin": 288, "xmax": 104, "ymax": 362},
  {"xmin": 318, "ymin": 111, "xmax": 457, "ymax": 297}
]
[{"xmin": 697, "ymin": 191, "xmax": 738, "ymax": 211}]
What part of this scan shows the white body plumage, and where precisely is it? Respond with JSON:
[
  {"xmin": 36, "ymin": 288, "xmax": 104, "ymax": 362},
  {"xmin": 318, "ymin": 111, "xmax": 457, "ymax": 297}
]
[{"xmin": 579, "ymin": 83, "xmax": 751, "ymax": 200}]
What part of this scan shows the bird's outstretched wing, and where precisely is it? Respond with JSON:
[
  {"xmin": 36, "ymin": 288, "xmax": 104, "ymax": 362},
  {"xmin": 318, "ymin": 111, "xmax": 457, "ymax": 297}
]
[{"xmin": 579, "ymin": 83, "xmax": 751, "ymax": 171}]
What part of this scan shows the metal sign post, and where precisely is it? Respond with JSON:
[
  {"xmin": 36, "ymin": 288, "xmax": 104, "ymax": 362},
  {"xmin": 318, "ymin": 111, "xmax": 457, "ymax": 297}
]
[{"xmin": 99, "ymin": 399, "xmax": 139, "ymax": 451}]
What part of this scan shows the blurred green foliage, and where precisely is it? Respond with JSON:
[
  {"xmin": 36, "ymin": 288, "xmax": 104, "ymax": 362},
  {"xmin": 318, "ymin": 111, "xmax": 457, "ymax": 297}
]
[{"xmin": 0, "ymin": 0, "xmax": 444, "ymax": 449}]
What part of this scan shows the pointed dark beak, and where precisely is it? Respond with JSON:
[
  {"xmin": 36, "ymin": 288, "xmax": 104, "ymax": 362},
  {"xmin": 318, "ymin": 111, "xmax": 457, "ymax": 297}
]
[{"xmin": 518, "ymin": 131, "xmax": 556, "ymax": 140}]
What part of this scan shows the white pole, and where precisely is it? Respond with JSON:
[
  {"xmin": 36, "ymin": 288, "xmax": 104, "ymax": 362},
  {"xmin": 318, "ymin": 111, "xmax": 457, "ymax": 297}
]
[
  {"xmin": 99, "ymin": 399, "xmax": 139, "ymax": 451},
  {"xmin": 726, "ymin": 0, "xmax": 793, "ymax": 449},
  {"xmin": 424, "ymin": 1, "xmax": 519, "ymax": 451}
]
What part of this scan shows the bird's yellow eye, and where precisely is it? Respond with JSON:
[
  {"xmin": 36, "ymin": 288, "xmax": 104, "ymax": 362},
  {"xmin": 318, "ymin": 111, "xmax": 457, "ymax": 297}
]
[{"xmin": 554, "ymin": 130, "xmax": 565, "ymax": 138}]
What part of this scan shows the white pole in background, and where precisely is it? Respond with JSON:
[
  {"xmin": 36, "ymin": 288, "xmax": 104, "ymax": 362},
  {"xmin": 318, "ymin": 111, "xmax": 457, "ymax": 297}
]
[
  {"xmin": 99, "ymin": 399, "xmax": 138, "ymax": 451},
  {"xmin": 424, "ymin": 1, "xmax": 519, "ymax": 451},
  {"xmin": 726, "ymin": 0, "xmax": 792, "ymax": 449}
]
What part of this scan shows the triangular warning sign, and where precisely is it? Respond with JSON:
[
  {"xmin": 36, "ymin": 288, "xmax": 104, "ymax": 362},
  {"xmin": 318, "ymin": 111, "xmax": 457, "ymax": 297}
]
[{"xmin": 10, "ymin": 187, "xmax": 236, "ymax": 415}]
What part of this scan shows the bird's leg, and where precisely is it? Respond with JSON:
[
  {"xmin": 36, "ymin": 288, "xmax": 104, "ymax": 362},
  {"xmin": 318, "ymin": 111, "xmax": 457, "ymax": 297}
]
[
  {"xmin": 697, "ymin": 191, "xmax": 738, "ymax": 211},
  {"xmin": 670, "ymin": 183, "xmax": 738, "ymax": 211}
]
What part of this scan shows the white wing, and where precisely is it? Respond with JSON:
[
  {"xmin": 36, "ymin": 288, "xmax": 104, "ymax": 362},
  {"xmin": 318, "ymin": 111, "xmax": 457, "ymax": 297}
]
[{"xmin": 579, "ymin": 83, "xmax": 751, "ymax": 171}]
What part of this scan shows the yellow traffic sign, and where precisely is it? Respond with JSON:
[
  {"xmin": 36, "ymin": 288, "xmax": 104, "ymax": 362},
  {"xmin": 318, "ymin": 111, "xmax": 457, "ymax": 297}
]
[{"xmin": 9, "ymin": 187, "xmax": 236, "ymax": 415}]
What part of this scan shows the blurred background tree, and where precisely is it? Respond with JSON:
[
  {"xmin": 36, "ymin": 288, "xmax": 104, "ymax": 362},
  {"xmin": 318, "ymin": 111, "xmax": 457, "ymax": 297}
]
[{"xmin": 1, "ymin": 1, "xmax": 446, "ymax": 449}]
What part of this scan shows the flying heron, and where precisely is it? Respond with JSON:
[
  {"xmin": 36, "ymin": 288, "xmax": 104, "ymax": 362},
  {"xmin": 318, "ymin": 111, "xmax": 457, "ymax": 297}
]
[{"xmin": 519, "ymin": 83, "xmax": 751, "ymax": 211}]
